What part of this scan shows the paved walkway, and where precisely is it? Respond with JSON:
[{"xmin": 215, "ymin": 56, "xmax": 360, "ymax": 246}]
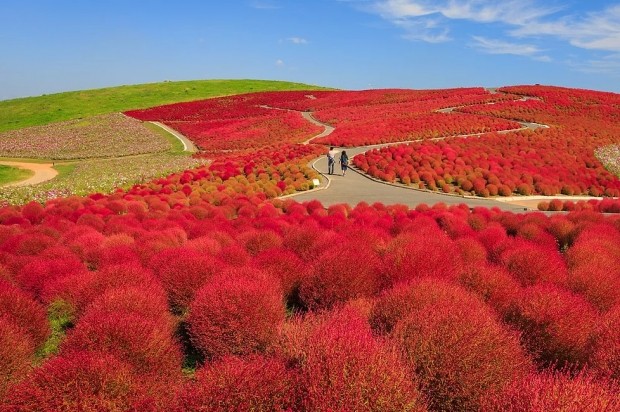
[
  {"xmin": 150, "ymin": 122, "xmax": 198, "ymax": 152},
  {"xmin": 283, "ymin": 99, "xmax": 588, "ymax": 212}
]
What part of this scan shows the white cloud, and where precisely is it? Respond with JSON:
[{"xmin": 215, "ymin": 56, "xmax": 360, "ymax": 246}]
[
  {"xmin": 510, "ymin": 5, "xmax": 620, "ymax": 53},
  {"xmin": 471, "ymin": 36, "xmax": 550, "ymax": 61},
  {"xmin": 568, "ymin": 53, "xmax": 620, "ymax": 75},
  {"xmin": 275, "ymin": 59, "xmax": 285, "ymax": 66},
  {"xmin": 287, "ymin": 37, "xmax": 308, "ymax": 45}
]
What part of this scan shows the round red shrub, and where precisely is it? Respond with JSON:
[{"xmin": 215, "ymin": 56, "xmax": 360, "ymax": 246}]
[
  {"xmin": 298, "ymin": 239, "xmax": 381, "ymax": 311},
  {"xmin": 458, "ymin": 264, "xmax": 523, "ymax": 316},
  {"xmin": 0, "ymin": 317, "xmax": 34, "ymax": 399},
  {"xmin": 500, "ymin": 239, "xmax": 568, "ymax": 287},
  {"xmin": 61, "ymin": 311, "xmax": 183, "ymax": 379},
  {"xmin": 175, "ymin": 355, "xmax": 297, "ymax": 411},
  {"xmin": 391, "ymin": 281, "xmax": 530, "ymax": 411},
  {"xmin": 381, "ymin": 226, "xmax": 462, "ymax": 286},
  {"xmin": 148, "ymin": 246, "xmax": 218, "ymax": 312},
  {"xmin": 591, "ymin": 305, "xmax": 620, "ymax": 380},
  {"xmin": 253, "ymin": 247, "xmax": 310, "ymax": 303},
  {"xmin": 3, "ymin": 351, "xmax": 156, "ymax": 411},
  {"xmin": 187, "ymin": 267, "xmax": 285, "ymax": 359},
  {"xmin": 280, "ymin": 306, "xmax": 427, "ymax": 412},
  {"xmin": 480, "ymin": 371, "xmax": 620, "ymax": 411},
  {"xmin": 504, "ymin": 284, "xmax": 599, "ymax": 369},
  {"xmin": 0, "ymin": 281, "xmax": 50, "ymax": 350}
]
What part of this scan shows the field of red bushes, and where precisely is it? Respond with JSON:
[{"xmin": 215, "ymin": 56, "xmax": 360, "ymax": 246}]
[{"xmin": 1, "ymin": 85, "xmax": 620, "ymax": 410}]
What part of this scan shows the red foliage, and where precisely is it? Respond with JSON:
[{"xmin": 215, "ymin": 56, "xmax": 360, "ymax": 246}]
[
  {"xmin": 0, "ymin": 281, "xmax": 50, "ymax": 350},
  {"xmin": 278, "ymin": 306, "xmax": 428, "ymax": 412},
  {"xmin": 480, "ymin": 370, "xmax": 620, "ymax": 412},
  {"xmin": 148, "ymin": 246, "xmax": 218, "ymax": 312},
  {"xmin": 187, "ymin": 267, "xmax": 285, "ymax": 359},
  {"xmin": 0, "ymin": 317, "xmax": 34, "ymax": 400},
  {"xmin": 504, "ymin": 284, "xmax": 599, "ymax": 369},
  {"xmin": 174, "ymin": 355, "xmax": 298, "ymax": 411},
  {"xmin": 388, "ymin": 279, "xmax": 530, "ymax": 411},
  {"xmin": 298, "ymin": 238, "xmax": 382, "ymax": 310},
  {"xmin": 591, "ymin": 304, "xmax": 620, "ymax": 380},
  {"xmin": 381, "ymin": 224, "xmax": 463, "ymax": 286},
  {"xmin": 3, "ymin": 351, "xmax": 158, "ymax": 411},
  {"xmin": 61, "ymin": 311, "xmax": 183, "ymax": 379},
  {"xmin": 499, "ymin": 239, "xmax": 569, "ymax": 287}
]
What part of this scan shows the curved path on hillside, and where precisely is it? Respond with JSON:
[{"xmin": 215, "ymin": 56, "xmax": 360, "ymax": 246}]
[
  {"xmin": 284, "ymin": 98, "xmax": 578, "ymax": 212},
  {"xmin": 150, "ymin": 121, "xmax": 198, "ymax": 152},
  {"xmin": 0, "ymin": 161, "xmax": 59, "ymax": 187}
]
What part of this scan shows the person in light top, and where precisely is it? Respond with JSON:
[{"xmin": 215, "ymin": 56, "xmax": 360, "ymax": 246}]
[{"xmin": 327, "ymin": 147, "xmax": 337, "ymax": 175}]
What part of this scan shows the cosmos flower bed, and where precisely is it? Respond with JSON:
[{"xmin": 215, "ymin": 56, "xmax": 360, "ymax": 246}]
[
  {"xmin": 354, "ymin": 85, "xmax": 620, "ymax": 197},
  {"xmin": 0, "ymin": 113, "xmax": 171, "ymax": 160}
]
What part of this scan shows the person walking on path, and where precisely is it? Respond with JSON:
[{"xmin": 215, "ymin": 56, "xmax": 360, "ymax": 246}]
[
  {"xmin": 340, "ymin": 150, "xmax": 349, "ymax": 176},
  {"xmin": 327, "ymin": 146, "xmax": 337, "ymax": 175}
]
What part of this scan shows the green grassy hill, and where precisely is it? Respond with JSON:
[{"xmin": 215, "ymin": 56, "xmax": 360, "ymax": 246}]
[{"xmin": 0, "ymin": 79, "xmax": 333, "ymax": 132}]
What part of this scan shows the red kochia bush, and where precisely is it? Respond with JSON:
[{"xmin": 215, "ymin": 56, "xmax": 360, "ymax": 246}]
[
  {"xmin": 187, "ymin": 268, "xmax": 285, "ymax": 359},
  {"xmin": 458, "ymin": 264, "xmax": 523, "ymax": 316},
  {"xmin": 0, "ymin": 317, "xmax": 34, "ymax": 399},
  {"xmin": 591, "ymin": 304, "xmax": 620, "ymax": 380},
  {"xmin": 174, "ymin": 355, "xmax": 298, "ymax": 411},
  {"xmin": 381, "ymin": 224, "xmax": 463, "ymax": 286},
  {"xmin": 480, "ymin": 371, "xmax": 620, "ymax": 411},
  {"xmin": 500, "ymin": 239, "xmax": 568, "ymax": 287},
  {"xmin": 148, "ymin": 246, "xmax": 218, "ymax": 312},
  {"xmin": 3, "ymin": 351, "xmax": 155, "ymax": 411},
  {"xmin": 253, "ymin": 247, "xmax": 311, "ymax": 302},
  {"xmin": 504, "ymin": 284, "xmax": 598, "ymax": 369},
  {"xmin": 298, "ymin": 239, "xmax": 382, "ymax": 311},
  {"xmin": 61, "ymin": 311, "xmax": 183, "ymax": 379},
  {"xmin": 387, "ymin": 279, "xmax": 530, "ymax": 411},
  {"xmin": 279, "ymin": 306, "xmax": 428, "ymax": 412},
  {"xmin": 0, "ymin": 281, "xmax": 50, "ymax": 350}
]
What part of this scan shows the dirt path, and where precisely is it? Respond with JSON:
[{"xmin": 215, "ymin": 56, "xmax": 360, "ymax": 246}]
[{"xmin": 0, "ymin": 161, "xmax": 58, "ymax": 187}]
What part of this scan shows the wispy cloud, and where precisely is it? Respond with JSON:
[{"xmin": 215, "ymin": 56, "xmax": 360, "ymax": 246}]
[
  {"xmin": 287, "ymin": 37, "xmax": 308, "ymax": 45},
  {"xmin": 471, "ymin": 36, "xmax": 550, "ymax": 61},
  {"xmin": 568, "ymin": 53, "xmax": 620, "ymax": 75},
  {"xmin": 249, "ymin": 1, "xmax": 280, "ymax": 10},
  {"xmin": 275, "ymin": 59, "xmax": 285, "ymax": 66},
  {"xmin": 510, "ymin": 5, "xmax": 620, "ymax": 52}
]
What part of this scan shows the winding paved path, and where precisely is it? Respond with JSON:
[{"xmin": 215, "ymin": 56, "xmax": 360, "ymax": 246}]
[{"xmin": 282, "ymin": 97, "xmax": 575, "ymax": 212}]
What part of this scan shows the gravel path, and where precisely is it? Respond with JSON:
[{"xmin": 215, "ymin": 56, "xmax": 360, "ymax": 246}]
[{"xmin": 0, "ymin": 161, "xmax": 58, "ymax": 187}]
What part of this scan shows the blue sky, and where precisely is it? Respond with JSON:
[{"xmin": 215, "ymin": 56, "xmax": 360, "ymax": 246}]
[{"xmin": 1, "ymin": 0, "xmax": 619, "ymax": 100}]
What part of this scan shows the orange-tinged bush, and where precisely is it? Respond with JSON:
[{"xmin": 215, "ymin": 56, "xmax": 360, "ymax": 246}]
[
  {"xmin": 0, "ymin": 317, "xmax": 34, "ymax": 400},
  {"xmin": 3, "ymin": 351, "xmax": 157, "ymax": 411},
  {"xmin": 480, "ymin": 370, "xmax": 620, "ymax": 412},
  {"xmin": 504, "ymin": 284, "xmax": 598, "ymax": 369},
  {"xmin": 174, "ymin": 355, "xmax": 298, "ymax": 411},
  {"xmin": 187, "ymin": 267, "xmax": 285, "ymax": 359},
  {"xmin": 279, "ymin": 306, "xmax": 428, "ymax": 412},
  {"xmin": 299, "ymin": 239, "xmax": 382, "ymax": 311},
  {"xmin": 61, "ymin": 311, "xmax": 183, "ymax": 379},
  {"xmin": 148, "ymin": 246, "xmax": 218, "ymax": 312},
  {"xmin": 500, "ymin": 239, "xmax": 568, "ymax": 287},
  {"xmin": 384, "ymin": 279, "xmax": 530, "ymax": 411},
  {"xmin": 0, "ymin": 281, "xmax": 50, "ymax": 350}
]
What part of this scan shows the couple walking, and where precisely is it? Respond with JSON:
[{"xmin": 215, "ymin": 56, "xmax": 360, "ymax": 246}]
[{"xmin": 327, "ymin": 147, "xmax": 349, "ymax": 176}]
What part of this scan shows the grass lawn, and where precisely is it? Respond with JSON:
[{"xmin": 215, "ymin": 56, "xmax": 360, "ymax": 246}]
[
  {"xmin": 0, "ymin": 164, "xmax": 34, "ymax": 185},
  {"xmin": 0, "ymin": 79, "xmax": 334, "ymax": 132}
]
